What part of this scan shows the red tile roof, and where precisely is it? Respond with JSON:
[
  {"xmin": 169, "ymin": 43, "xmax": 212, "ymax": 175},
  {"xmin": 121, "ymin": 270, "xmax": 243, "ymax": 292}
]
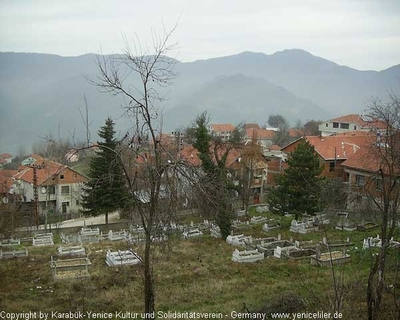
[
  {"xmin": 269, "ymin": 145, "xmax": 281, "ymax": 151},
  {"xmin": 0, "ymin": 153, "xmax": 12, "ymax": 159},
  {"xmin": 245, "ymin": 128, "xmax": 275, "ymax": 139},
  {"xmin": 0, "ymin": 175, "xmax": 13, "ymax": 193},
  {"xmin": 288, "ymin": 129, "xmax": 302, "ymax": 138},
  {"xmin": 14, "ymin": 155, "xmax": 88, "ymax": 185},
  {"xmin": 341, "ymin": 145, "xmax": 400, "ymax": 176},
  {"xmin": 0, "ymin": 170, "xmax": 19, "ymax": 178},
  {"xmin": 210, "ymin": 124, "xmax": 235, "ymax": 132},
  {"xmin": 283, "ymin": 133, "xmax": 376, "ymax": 161},
  {"xmin": 306, "ymin": 134, "xmax": 375, "ymax": 160}
]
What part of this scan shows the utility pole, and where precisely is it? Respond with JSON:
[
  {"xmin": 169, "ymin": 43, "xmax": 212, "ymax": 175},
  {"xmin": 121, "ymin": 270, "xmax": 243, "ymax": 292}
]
[{"xmin": 26, "ymin": 163, "xmax": 45, "ymax": 229}]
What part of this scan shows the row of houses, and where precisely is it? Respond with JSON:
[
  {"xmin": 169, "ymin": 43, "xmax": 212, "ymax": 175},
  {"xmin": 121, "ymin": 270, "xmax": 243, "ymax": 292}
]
[{"xmin": 0, "ymin": 112, "xmax": 396, "ymax": 225}]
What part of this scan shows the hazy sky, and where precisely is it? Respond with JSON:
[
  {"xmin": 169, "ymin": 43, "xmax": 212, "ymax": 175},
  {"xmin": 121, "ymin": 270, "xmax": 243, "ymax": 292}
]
[{"xmin": 1, "ymin": 0, "xmax": 399, "ymax": 71}]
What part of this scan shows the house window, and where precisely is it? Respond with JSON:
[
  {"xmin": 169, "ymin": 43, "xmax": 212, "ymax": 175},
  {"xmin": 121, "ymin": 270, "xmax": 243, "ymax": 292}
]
[
  {"xmin": 62, "ymin": 202, "xmax": 69, "ymax": 214},
  {"xmin": 49, "ymin": 186, "xmax": 56, "ymax": 194},
  {"xmin": 61, "ymin": 186, "xmax": 70, "ymax": 195},
  {"xmin": 325, "ymin": 123, "xmax": 328, "ymax": 127},
  {"xmin": 356, "ymin": 175, "xmax": 365, "ymax": 187},
  {"xmin": 329, "ymin": 162, "xmax": 335, "ymax": 172},
  {"xmin": 73, "ymin": 173, "xmax": 77, "ymax": 178},
  {"xmin": 354, "ymin": 126, "xmax": 357, "ymax": 130},
  {"xmin": 333, "ymin": 122, "xmax": 339, "ymax": 128},
  {"xmin": 60, "ymin": 174, "xmax": 64, "ymax": 180},
  {"xmin": 340, "ymin": 123, "xmax": 349, "ymax": 129}
]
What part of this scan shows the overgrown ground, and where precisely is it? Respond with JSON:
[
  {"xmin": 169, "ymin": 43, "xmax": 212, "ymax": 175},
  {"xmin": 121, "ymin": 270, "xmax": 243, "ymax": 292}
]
[{"xmin": 1, "ymin": 210, "xmax": 399, "ymax": 319}]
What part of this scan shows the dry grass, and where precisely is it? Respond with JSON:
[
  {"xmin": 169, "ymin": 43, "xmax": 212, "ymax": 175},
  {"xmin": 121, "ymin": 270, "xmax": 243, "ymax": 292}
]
[{"xmin": 0, "ymin": 220, "xmax": 399, "ymax": 318}]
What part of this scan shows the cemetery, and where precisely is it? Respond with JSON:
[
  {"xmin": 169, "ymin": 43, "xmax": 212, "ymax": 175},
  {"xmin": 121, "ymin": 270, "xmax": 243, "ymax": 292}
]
[{"xmin": 0, "ymin": 206, "xmax": 398, "ymax": 318}]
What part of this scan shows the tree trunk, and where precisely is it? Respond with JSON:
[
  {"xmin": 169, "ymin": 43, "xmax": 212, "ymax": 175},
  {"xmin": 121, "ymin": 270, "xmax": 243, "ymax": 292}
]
[
  {"xmin": 105, "ymin": 212, "xmax": 108, "ymax": 225},
  {"xmin": 144, "ymin": 232, "xmax": 155, "ymax": 313}
]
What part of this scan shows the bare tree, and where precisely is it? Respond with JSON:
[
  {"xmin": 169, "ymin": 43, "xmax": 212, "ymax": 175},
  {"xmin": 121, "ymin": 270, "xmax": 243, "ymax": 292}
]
[
  {"xmin": 90, "ymin": 26, "xmax": 179, "ymax": 313},
  {"xmin": 363, "ymin": 92, "xmax": 400, "ymax": 319}
]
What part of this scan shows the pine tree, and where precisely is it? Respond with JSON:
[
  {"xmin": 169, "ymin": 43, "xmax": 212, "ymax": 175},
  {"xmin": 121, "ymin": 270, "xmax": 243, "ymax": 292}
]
[
  {"xmin": 82, "ymin": 117, "xmax": 128, "ymax": 224},
  {"xmin": 268, "ymin": 140, "xmax": 324, "ymax": 219},
  {"xmin": 192, "ymin": 112, "xmax": 235, "ymax": 239}
]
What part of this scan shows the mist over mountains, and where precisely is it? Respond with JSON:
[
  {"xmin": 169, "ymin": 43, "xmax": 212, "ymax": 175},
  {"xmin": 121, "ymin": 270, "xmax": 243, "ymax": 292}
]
[{"xmin": 1, "ymin": 49, "xmax": 399, "ymax": 154}]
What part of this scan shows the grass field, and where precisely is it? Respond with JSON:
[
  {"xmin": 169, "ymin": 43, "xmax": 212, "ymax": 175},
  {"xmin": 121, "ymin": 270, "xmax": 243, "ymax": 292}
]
[{"xmin": 1, "ymin": 211, "xmax": 399, "ymax": 319}]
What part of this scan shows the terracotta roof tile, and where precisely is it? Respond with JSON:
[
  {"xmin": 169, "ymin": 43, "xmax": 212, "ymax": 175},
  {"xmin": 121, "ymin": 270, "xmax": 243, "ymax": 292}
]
[
  {"xmin": 210, "ymin": 124, "xmax": 235, "ymax": 132},
  {"xmin": 14, "ymin": 155, "xmax": 88, "ymax": 185},
  {"xmin": 305, "ymin": 134, "xmax": 375, "ymax": 160},
  {"xmin": 245, "ymin": 128, "xmax": 275, "ymax": 139}
]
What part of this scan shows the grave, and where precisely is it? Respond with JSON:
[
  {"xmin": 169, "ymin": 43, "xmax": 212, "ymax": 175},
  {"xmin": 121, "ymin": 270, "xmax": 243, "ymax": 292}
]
[
  {"xmin": 262, "ymin": 222, "xmax": 281, "ymax": 232},
  {"xmin": 256, "ymin": 236, "xmax": 296, "ymax": 257},
  {"xmin": 357, "ymin": 222, "xmax": 380, "ymax": 231},
  {"xmin": 289, "ymin": 220, "xmax": 318, "ymax": 234},
  {"xmin": 33, "ymin": 233, "xmax": 54, "ymax": 246},
  {"xmin": 130, "ymin": 225, "xmax": 145, "ymax": 234},
  {"xmin": 284, "ymin": 248, "xmax": 316, "ymax": 260},
  {"xmin": 321, "ymin": 237, "xmax": 354, "ymax": 249},
  {"xmin": 273, "ymin": 241, "xmax": 300, "ymax": 259},
  {"xmin": 244, "ymin": 237, "xmax": 278, "ymax": 250},
  {"xmin": 210, "ymin": 224, "xmax": 221, "ymax": 238},
  {"xmin": 250, "ymin": 216, "xmax": 269, "ymax": 224},
  {"xmin": 310, "ymin": 250, "xmax": 351, "ymax": 267},
  {"xmin": 50, "ymin": 256, "xmax": 91, "ymax": 280},
  {"xmin": 58, "ymin": 246, "xmax": 86, "ymax": 256},
  {"xmin": 362, "ymin": 235, "xmax": 382, "ymax": 249},
  {"xmin": 335, "ymin": 221, "xmax": 357, "ymax": 232},
  {"xmin": 232, "ymin": 220, "xmax": 252, "ymax": 231},
  {"xmin": 0, "ymin": 248, "xmax": 28, "ymax": 259},
  {"xmin": 0, "ymin": 238, "xmax": 21, "ymax": 247},
  {"xmin": 235, "ymin": 209, "xmax": 246, "ymax": 217},
  {"xmin": 76, "ymin": 227, "xmax": 100, "ymax": 244},
  {"xmin": 314, "ymin": 214, "xmax": 330, "ymax": 225},
  {"xmin": 226, "ymin": 234, "xmax": 252, "ymax": 247},
  {"xmin": 105, "ymin": 250, "xmax": 141, "ymax": 266},
  {"xmin": 232, "ymin": 249, "xmax": 264, "ymax": 263},
  {"xmin": 182, "ymin": 228, "xmax": 203, "ymax": 239},
  {"xmin": 107, "ymin": 230, "xmax": 128, "ymax": 241},
  {"xmin": 256, "ymin": 205, "xmax": 269, "ymax": 213}
]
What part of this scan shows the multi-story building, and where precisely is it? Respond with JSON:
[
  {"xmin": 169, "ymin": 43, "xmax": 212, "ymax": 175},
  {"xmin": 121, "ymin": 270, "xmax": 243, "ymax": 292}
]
[
  {"xmin": 13, "ymin": 155, "xmax": 89, "ymax": 220},
  {"xmin": 209, "ymin": 124, "xmax": 235, "ymax": 141},
  {"xmin": 318, "ymin": 114, "xmax": 387, "ymax": 137}
]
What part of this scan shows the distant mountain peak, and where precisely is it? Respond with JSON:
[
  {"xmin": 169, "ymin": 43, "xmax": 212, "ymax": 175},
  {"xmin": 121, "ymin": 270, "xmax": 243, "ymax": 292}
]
[{"xmin": 273, "ymin": 48, "xmax": 313, "ymax": 56}]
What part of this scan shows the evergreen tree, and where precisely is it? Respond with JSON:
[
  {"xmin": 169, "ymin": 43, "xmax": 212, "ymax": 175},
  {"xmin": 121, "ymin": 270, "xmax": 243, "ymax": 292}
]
[
  {"xmin": 82, "ymin": 117, "xmax": 128, "ymax": 224},
  {"xmin": 268, "ymin": 140, "xmax": 324, "ymax": 219},
  {"xmin": 192, "ymin": 112, "xmax": 235, "ymax": 239}
]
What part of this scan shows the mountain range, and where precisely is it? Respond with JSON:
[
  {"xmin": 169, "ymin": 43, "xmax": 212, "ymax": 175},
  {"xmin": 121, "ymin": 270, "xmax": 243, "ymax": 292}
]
[{"xmin": 0, "ymin": 49, "xmax": 399, "ymax": 154}]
